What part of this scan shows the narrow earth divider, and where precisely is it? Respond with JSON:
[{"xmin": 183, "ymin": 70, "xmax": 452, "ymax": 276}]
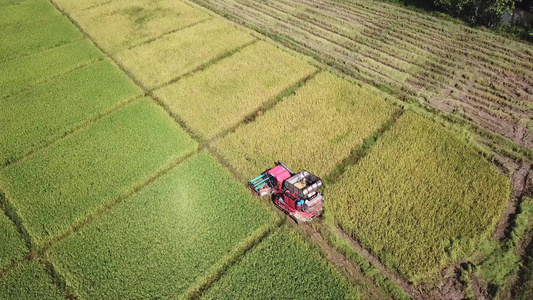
[{"xmin": 41, "ymin": 256, "xmax": 76, "ymax": 299}]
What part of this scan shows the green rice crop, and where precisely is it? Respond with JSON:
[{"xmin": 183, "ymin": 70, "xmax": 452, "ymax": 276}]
[
  {"xmin": 0, "ymin": 16, "xmax": 82, "ymax": 62},
  {"xmin": 0, "ymin": 211, "xmax": 27, "ymax": 269},
  {"xmin": 0, "ymin": 261, "xmax": 63, "ymax": 300},
  {"xmin": 0, "ymin": 0, "xmax": 60, "ymax": 25},
  {"xmin": 115, "ymin": 18, "xmax": 255, "ymax": 89},
  {"xmin": 0, "ymin": 0, "xmax": 26, "ymax": 7},
  {"xmin": 71, "ymin": 0, "xmax": 209, "ymax": 52},
  {"xmin": 53, "ymin": 0, "xmax": 113, "ymax": 11},
  {"xmin": 48, "ymin": 151, "xmax": 275, "ymax": 299},
  {"xmin": 0, "ymin": 60, "xmax": 142, "ymax": 166},
  {"xmin": 327, "ymin": 112, "xmax": 511, "ymax": 283},
  {"xmin": 155, "ymin": 41, "xmax": 317, "ymax": 140},
  {"xmin": 212, "ymin": 71, "xmax": 395, "ymax": 180},
  {"xmin": 0, "ymin": 98, "xmax": 197, "ymax": 244},
  {"xmin": 202, "ymin": 226, "xmax": 358, "ymax": 300},
  {"xmin": 0, "ymin": 39, "xmax": 104, "ymax": 99}
]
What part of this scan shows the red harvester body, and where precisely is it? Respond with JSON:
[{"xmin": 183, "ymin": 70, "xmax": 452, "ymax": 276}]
[{"xmin": 248, "ymin": 161, "xmax": 325, "ymax": 223}]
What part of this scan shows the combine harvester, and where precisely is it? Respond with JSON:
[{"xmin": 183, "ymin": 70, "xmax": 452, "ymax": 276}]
[{"xmin": 249, "ymin": 161, "xmax": 325, "ymax": 223}]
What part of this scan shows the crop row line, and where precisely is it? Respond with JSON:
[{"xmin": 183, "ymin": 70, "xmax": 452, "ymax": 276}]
[{"xmin": 78, "ymin": 0, "xmax": 113, "ymax": 13}]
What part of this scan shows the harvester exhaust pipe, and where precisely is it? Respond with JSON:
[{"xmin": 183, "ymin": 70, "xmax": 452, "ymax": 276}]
[{"xmin": 277, "ymin": 161, "xmax": 295, "ymax": 175}]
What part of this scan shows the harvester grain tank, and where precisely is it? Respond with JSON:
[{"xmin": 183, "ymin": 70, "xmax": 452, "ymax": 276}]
[{"xmin": 248, "ymin": 161, "xmax": 325, "ymax": 223}]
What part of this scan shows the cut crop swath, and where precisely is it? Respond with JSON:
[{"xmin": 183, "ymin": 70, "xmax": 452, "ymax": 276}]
[
  {"xmin": 0, "ymin": 16, "xmax": 82, "ymax": 62},
  {"xmin": 0, "ymin": 39, "xmax": 104, "ymax": 99},
  {"xmin": 0, "ymin": 60, "xmax": 142, "ymax": 166},
  {"xmin": 0, "ymin": 98, "xmax": 197, "ymax": 244},
  {"xmin": 48, "ymin": 151, "xmax": 276, "ymax": 299},
  {"xmin": 115, "ymin": 18, "xmax": 255, "ymax": 89},
  {"xmin": 202, "ymin": 226, "xmax": 358, "ymax": 300},
  {"xmin": 0, "ymin": 261, "xmax": 63, "ymax": 300},
  {"xmin": 0, "ymin": 212, "xmax": 27, "ymax": 269},
  {"xmin": 212, "ymin": 71, "xmax": 396, "ymax": 180},
  {"xmin": 328, "ymin": 112, "xmax": 511, "ymax": 283},
  {"xmin": 70, "ymin": 0, "xmax": 209, "ymax": 52},
  {"xmin": 155, "ymin": 41, "xmax": 317, "ymax": 140}
]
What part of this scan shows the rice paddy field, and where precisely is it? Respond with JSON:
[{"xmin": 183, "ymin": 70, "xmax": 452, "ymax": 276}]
[{"xmin": 1, "ymin": 0, "xmax": 532, "ymax": 299}]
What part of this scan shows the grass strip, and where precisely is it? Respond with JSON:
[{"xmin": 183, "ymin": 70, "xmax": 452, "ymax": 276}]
[
  {"xmin": 328, "ymin": 111, "xmax": 511, "ymax": 284},
  {"xmin": 0, "ymin": 39, "xmax": 104, "ymax": 99},
  {"xmin": 0, "ymin": 60, "xmax": 142, "ymax": 166},
  {"xmin": 0, "ymin": 98, "xmax": 197, "ymax": 244},
  {"xmin": 0, "ymin": 16, "xmax": 82, "ymax": 62},
  {"xmin": 48, "ymin": 151, "xmax": 275, "ymax": 299},
  {"xmin": 155, "ymin": 41, "xmax": 317, "ymax": 140}
]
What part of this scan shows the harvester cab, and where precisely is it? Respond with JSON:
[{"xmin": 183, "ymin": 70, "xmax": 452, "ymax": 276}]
[{"xmin": 249, "ymin": 161, "xmax": 325, "ymax": 223}]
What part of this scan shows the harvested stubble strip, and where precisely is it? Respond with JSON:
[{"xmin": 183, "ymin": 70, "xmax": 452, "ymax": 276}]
[
  {"xmin": 155, "ymin": 41, "xmax": 317, "ymax": 140},
  {"xmin": 70, "ymin": 0, "xmax": 209, "ymax": 52},
  {"xmin": 202, "ymin": 226, "xmax": 358, "ymax": 300},
  {"xmin": 0, "ymin": 261, "xmax": 63, "ymax": 300},
  {"xmin": 0, "ymin": 211, "xmax": 27, "ymax": 269},
  {"xmin": 48, "ymin": 151, "xmax": 276, "ymax": 299},
  {"xmin": 52, "ymin": 0, "xmax": 113, "ymax": 12},
  {"xmin": 328, "ymin": 111, "xmax": 511, "ymax": 284},
  {"xmin": 0, "ymin": 60, "xmax": 142, "ymax": 166},
  {"xmin": 0, "ymin": 39, "xmax": 104, "ymax": 99},
  {"xmin": 115, "ymin": 18, "xmax": 255, "ymax": 89},
  {"xmin": 0, "ymin": 16, "xmax": 82, "ymax": 62},
  {"xmin": 0, "ymin": 98, "xmax": 197, "ymax": 244},
  {"xmin": 212, "ymin": 71, "xmax": 396, "ymax": 180},
  {"xmin": 0, "ymin": 0, "xmax": 60, "ymax": 26}
]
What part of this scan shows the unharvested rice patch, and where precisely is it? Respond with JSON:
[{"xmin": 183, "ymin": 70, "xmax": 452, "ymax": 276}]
[
  {"xmin": 0, "ymin": 98, "xmax": 197, "ymax": 244},
  {"xmin": 0, "ymin": 39, "xmax": 104, "ymax": 99},
  {"xmin": 0, "ymin": 60, "xmax": 142, "ymax": 166},
  {"xmin": 0, "ymin": 16, "xmax": 82, "ymax": 62},
  {"xmin": 115, "ymin": 18, "xmax": 255, "ymax": 89},
  {"xmin": 328, "ymin": 112, "xmax": 511, "ymax": 283},
  {"xmin": 0, "ymin": 212, "xmax": 27, "ymax": 269},
  {"xmin": 0, "ymin": 261, "xmax": 63, "ymax": 300},
  {"xmin": 212, "ymin": 71, "xmax": 395, "ymax": 180},
  {"xmin": 155, "ymin": 41, "xmax": 317, "ymax": 140},
  {"xmin": 53, "ymin": 0, "xmax": 114, "ymax": 12},
  {"xmin": 202, "ymin": 226, "xmax": 358, "ymax": 299},
  {"xmin": 71, "ymin": 0, "xmax": 209, "ymax": 52},
  {"xmin": 48, "ymin": 151, "xmax": 275, "ymax": 299},
  {"xmin": 0, "ymin": 0, "xmax": 60, "ymax": 26}
]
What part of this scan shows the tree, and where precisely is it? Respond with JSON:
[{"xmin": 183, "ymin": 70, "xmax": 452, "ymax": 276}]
[{"xmin": 433, "ymin": 0, "xmax": 516, "ymax": 27}]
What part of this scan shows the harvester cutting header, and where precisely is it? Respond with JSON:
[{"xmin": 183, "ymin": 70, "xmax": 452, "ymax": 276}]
[{"xmin": 249, "ymin": 161, "xmax": 325, "ymax": 223}]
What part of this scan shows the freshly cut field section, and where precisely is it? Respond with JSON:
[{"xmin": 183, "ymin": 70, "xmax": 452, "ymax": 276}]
[
  {"xmin": 70, "ymin": 0, "xmax": 209, "ymax": 52},
  {"xmin": 0, "ymin": 60, "xmax": 142, "ymax": 166},
  {"xmin": 115, "ymin": 18, "xmax": 255, "ymax": 89},
  {"xmin": 212, "ymin": 72, "xmax": 395, "ymax": 180},
  {"xmin": 0, "ymin": 39, "xmax": 103, "ymax": 99},
  {"xmin": 0, "ymin": 261, "xmax": 63, "ymax": 300},
  {"xmin": 0, "ymin": 212, "xmax": 27, "ymax": 269},
  {"xmin": 202, "ymin": 227, "xmax": 357, "ymax": 299},
  {"xmin": 328, "ymin": 112, "xmax": 511, "ymax": 283},
  {"xmin": 0, "ymin": 0, "xmax": 60, "ymax": 25},
  {"xmin": 0, "ymin": 16, "xmax": 82, "ymax": 62},
  {"xmin": 155, "ymin": 41, "xmax": 317, "ymax": 140},
  {"xmin": 0, "ymin": 99, "xmax": 197, "ymax": 244},
  {"xmin": 53, "ymin": 0, "xmax": 114, "ymax": 11},
  {"xmin": 48, "ymin": 151, "xmax": 276, "ymax": 299}
]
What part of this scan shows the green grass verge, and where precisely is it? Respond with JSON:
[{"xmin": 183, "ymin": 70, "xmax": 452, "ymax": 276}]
[
  {"xmin": 0, "ymin": 261, "xmax": 63, "ymax": 300},
  {"xmin": 0, "ymin": 98, "xmax": 197, "ymax": 244},
  {"xmin": 0, "ymin": 0, "xmax": 60, "ymax": 26},
  {"xmin": 0, "ymin": 60, "xmax": 142, "ymax": 166},
  {"xmin": 155, "ymin": 41, "xmax": 317, "ymax": 140},
  {"xmin": 115, "ymin": 18, "xmax": 255, "ymax": 89},
  {"xmin": 71, "ymin": 0, "xmax": 209, "ymax": 52},
  {"xmin": 0, "ymin": 208, "xmax": 27, "ymax": 269},
  {"xmin": 328, "ymin": 111, "xmax": 511, "ymax": 283},
  {"xmin": 212, "ymin": 71, "xmax": 396, "ymax": 180},
  {"xmin": 0, "ymin": 39, "xmax": 104, "ymax": 99},
  {"xmin": 48, "ymin": 151, "xmax": 276, "ymax": 299},
  {"xmin": 201, "ymin": 226, "xmax": 358, "ymax": 300},
  {"xmin": 0, "ymin": 16, "xmax": 82, "ymax": 62}
]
